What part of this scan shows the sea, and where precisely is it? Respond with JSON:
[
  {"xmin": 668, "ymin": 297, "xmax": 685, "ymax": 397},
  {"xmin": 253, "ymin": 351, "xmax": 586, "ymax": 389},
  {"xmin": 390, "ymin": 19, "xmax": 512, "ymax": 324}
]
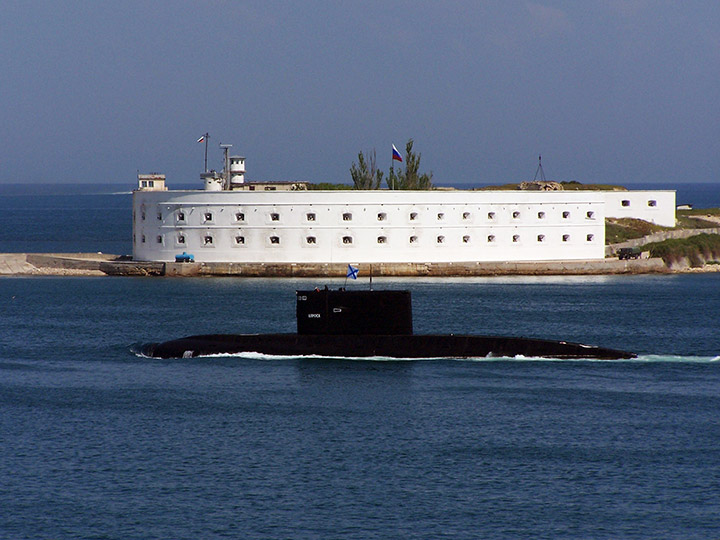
[{"xmin": 1, "ymin": 182, "xmax": 720, "ymax": 539}]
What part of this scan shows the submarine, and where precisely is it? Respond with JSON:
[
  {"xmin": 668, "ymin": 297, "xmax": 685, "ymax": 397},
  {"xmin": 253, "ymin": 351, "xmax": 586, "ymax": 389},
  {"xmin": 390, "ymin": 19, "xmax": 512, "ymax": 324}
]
[{"xmin": 140, "ymin": 288, "xmax": 636, "ymax": 360}]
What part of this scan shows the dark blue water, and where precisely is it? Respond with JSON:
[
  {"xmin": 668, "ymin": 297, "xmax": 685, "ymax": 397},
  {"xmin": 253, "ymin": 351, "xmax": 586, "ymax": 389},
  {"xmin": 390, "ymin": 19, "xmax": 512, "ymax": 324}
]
[{"xmin": 1, "ymin": 276, "xmax": 720, "ymax": 539}]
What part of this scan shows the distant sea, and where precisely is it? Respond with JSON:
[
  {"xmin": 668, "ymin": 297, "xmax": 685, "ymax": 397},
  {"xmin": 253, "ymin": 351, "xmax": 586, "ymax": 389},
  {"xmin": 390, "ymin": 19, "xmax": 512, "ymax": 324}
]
[
  {"xmin": 1, "ymin": 181, "xmax": 720, "ymax": 539},
  {"xmin": 0, "ymin": 181, "xmax": 717, "ymax": 255}
]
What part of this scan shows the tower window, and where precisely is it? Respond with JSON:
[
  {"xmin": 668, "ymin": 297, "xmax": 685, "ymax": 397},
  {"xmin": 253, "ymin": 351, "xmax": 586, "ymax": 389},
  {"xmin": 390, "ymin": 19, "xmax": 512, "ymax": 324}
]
[
  {"xmin": 586, "ymin": 211, "xmax": 595, "ymax": 219},
  {"xmin": 157, "ymin": 212, "xmax": 162, "ymax": 221},
  {"xmin": 177, "ymin": 212, "xmax": 185, "ymax": 222},
  {"xmin": 587, "ymin": 234, "xmax": 594, "ymax": 242},
  {"xmin": 203, "ymin": 235, "xmax": 213, "ymax": 245},
  {"xmin": 538, "ymin": 211, "xmax": 545, "ymax": 219},
  {"xmin": 343, "ymin": 213, "xmax": 352, "ymax": 221},
  {"xmin": 462, "ymin": 212, "xmax": 470, "ymax": 220},
  {"xmin": 437, "ymin": 213, "xmax": 444, "ymax": 220},
  {"xmin": 270, "ymin": 236, "xmax": 280, "ymax": 244},
  {"xmin": 622, "ymin": 200, "xmax": 630, "ymax": 207},
  {"xmin": 487, "ymin": 235, "xmax": 495, "ymax": 242},
  {"xmin": 306, "ymin": 212, "xmax": 316, "ymax": 221},
  {"xmin": 377, "ymin": 236, "xmax": 387, "ymax": 244},
  {"xmin": 377, "ymin": 212, "xmax": 386, "ymax": 221},
  {"xmin": 409, "ymin": 235, "xmax": 418, "ymax": 244},
  {"xmin": 463, "ymin": 235, "xmax": 470, "ymax": 243},
  {"xmin": 204, "ymin": 212, "xmax": 213, "ymax": 222},
  {"xmin": 563, "ymin": 234, "xmax": 570, "ymax": 242},
  {"xmin": 306, "ymin": 236, "xmax": 316, "ymax": 244},
  {"xmin": 513, "ymin": 235, "xmax": 520, "ymax": 242},
  {"xmin": 177, "ymin": 235, "xmax": 185, "ymax": 245},
  {"xmin": 235, "ymin": 212, "xmax": 245, "ymax": 222},
  {"xmin": 156, "ymin": 235, "xmax": 162, "ymax": 243},
  {"xmin": 562, "ymin": 211, "xmax": 570, "ymax": 219},
  {"xmin": 342, "ymin": 236, "xmax": 353, "ymax": 244},
  {"xmin": 436, "ymin": 235, "xmax": 445, "ymax": 244},
  {"xmin": 512, "ymin": 211, "xmax": 520, "ymax": 219},
  {"xmin": 409, "ymin": 212, "xmax": 418, "ymax": 221},
  {"xmin": 488, "ymin": 212, "xmax": 495, "ymax": 220},
  {"xmin": 235, "ymin": 236, "xmax": 245, "ymax": 245},
  {"xmin": 648, "ymin": 200, "xmax": 657, "ymax": 207},
  {"xmin": 537, "ymin": 234, "xmax": 545, "ymax": 242},
  {"xmin": 270, "ymin": 213, "xmax": 280, "ymax": 221}
]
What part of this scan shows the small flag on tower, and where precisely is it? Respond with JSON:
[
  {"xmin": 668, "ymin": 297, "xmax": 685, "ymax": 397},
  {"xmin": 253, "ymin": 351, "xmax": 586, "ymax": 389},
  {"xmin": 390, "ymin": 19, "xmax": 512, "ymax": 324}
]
[
  {"xmin": 197, "ymin": 135, "xmax": 205, "ymax": 143},
  {"xmin": 392, "ymin": 144, "xmax": 403, "ymax": 162},
  {"xmin": 347, "ymin": 264, "xmax": 359, "ymax": 280}
]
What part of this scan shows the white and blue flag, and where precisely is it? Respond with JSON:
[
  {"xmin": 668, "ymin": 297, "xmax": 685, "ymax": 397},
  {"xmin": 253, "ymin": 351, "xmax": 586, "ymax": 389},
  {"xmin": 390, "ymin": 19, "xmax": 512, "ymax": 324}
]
[{"xmin": 347, "ymin": 264, "xmax": 359, "ymax": 280}]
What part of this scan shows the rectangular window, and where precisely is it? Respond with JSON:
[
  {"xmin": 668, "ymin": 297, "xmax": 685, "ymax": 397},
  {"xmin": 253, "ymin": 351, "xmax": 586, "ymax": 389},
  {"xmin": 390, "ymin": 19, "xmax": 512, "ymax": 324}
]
[
  {"xmin": 622, "ymin": 200, "xmax": 630, "ymax": 207},
  {"xmin": 270, "ymin": 236, "xmax": 280, "ymax": 244},
  {"xmin": 177, "ymin": 212, "xmax": 185, "ymax": 222},
  {"xmin": 235, "ymin": 212, "xmax": 245, "ymax": 222},
  {"xmin": 648, "ymin": 200, "xmax": 657, "ymax": 207},
  {"xmin": 538, "ymin": 211, "xmax": 545, "ymax": 219},
  {"xmin": 488, "ymin": 212, "xmax": 495, "ymax": 220},
  {"xmin": 378, "ymin": 212, "xmax": 387, "ymax": 221},
  {"xmin": 462, "ymin": 212, "xmax": 470, "ymax": 220},
  {"xmin": 410, "ymin": 212, "xmax": 418, "ymax": 221},
  {"xmin": 204, "ymin": 212, "xmax": 213, "ymax": 222},
  {"xmin": 270, "ymin": 213, "xmax": 280, "ymax": 221},
  {"xmin": 306, "ymin": 213, "xmax": 316, "ymax": 221},
  {"xmin": 343, "ymin": 213, "xmax": 352, "ymax": 221},
  {"xmin": 562, "ymin": 211, "xmax": 570, "ymax": 219},
  {"xmin": 342, "ymin": 236, "xmax": 353, "ymax": 244}
]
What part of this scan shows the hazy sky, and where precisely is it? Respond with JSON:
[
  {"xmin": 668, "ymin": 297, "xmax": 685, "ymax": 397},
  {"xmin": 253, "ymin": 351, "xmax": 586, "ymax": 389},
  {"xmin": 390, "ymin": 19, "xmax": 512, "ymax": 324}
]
[{"xmin": 2, "ymin": 1, "xmax": 719, "ymax": 186}]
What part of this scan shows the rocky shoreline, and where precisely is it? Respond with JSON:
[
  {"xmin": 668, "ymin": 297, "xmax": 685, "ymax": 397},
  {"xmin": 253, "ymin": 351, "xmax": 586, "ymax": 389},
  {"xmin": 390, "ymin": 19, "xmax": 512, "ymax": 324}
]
[{"xmin": 3, "ymin": 252, "xmax": 718, "ymax": 277}]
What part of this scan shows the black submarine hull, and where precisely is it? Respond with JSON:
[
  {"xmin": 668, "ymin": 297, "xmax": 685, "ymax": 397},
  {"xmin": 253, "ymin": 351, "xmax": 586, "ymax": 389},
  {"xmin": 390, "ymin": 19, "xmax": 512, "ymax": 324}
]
[{"xmin": 141, "ymin": 333, "xmax": 636, "ymax": 360}]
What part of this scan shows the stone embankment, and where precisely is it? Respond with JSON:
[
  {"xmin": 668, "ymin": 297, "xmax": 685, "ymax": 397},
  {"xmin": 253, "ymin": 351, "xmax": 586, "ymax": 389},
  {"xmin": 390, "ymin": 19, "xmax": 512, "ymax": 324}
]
[{"xmin": 1, "ymin": 252, "xmax": 669, "ymax": 277}]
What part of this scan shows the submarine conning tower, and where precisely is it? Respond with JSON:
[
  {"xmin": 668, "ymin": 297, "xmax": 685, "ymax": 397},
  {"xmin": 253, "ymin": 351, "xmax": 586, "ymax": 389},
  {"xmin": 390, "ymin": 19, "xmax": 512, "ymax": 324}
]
[{"xmin": 296, "ymin": 289, "xmax": 413, "ymax": 335}]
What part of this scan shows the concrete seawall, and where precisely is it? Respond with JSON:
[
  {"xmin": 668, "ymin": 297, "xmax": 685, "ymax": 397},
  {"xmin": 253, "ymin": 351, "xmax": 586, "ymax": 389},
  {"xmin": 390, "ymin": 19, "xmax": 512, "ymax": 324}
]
[{"xmin": 1, "ymin": 253, "xmax": 669, "ymax": 277}]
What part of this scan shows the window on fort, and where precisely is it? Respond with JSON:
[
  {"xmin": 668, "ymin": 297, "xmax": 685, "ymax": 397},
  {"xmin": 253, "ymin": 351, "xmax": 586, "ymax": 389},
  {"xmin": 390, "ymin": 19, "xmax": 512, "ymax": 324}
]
[
  {"xmin": 513, "ymin": 235, "xmax": 520, "ymax": 242},
  {"xmin": 270, "ymin": 236, "xmax": 280, "ymax": 244},
  {"xmin": 306, "ymin": 213, "xmax": 316, "ymax": 221},
  {"xmin": 342, "ymin": 236, "xmax": 353, "ymax": 244},
  {"xmin": 148, "ymin": 181, "xmax": 154, "ymax": 187},
  {"xmin": 156, "ymin": 235, "xmax": 162, "ymax": 243},
  {"xmin": 377, "ymin": 236, "xmax": 387, "ymax": 244},
  {"xmin": 487, "ymin": 235, "xmax": 495, "ymax": 242},
  {"xmin": 462, "ymin": 212, "xmax": 470, "ymax": 220},
  {"xmin": 204, "ymin": 212, "xmax": 213, "ymax": 221},
  {"xmin": 437, "ymin": 213, "xmax": 444, "ymax": 220},
  {"xmin": 463, "ymin": 235, "xmax": 470, "ymax": 243},
  {"xmin": 437, "ymin": 235, "xmax": 445, "ymax": 244},
  {"xmin": 378, "ymin": 212, "xmax": 386, "ymax": 221},
  {"xmin": 141, "ymin": 235, "xmax": 146, "ymax": 243},
  {"xmin": 648, "ymin": 200, "xmax": 657, "ymax": 207},
  {"xmin": 409, "ymin": 235, "xmax": 418, "ymax": 244},
  {"xmin": 622, "ymin": 200, "xmax": 630, "ymax": 207},
  {"xmin": 306, "ymin": 236, "xmax": 316, "ymax": 244},
  {"xmin": 235, "ymin": 236, "xmax": 245, "ymax": 245},
  {"xmin": 563, "ymin": 234, "xmax": 570, "ymax": 242},
  {"xmin": 177, "ymin": 212, "xmax": 185, "ymax": 222},
  {"xmin": 586, "ymin": 211, "xmax": 595, "ymax": 219},
  {"xmin": 562, "ymin": 211, "xmax": 570, "ymax": 219},
  {"xmin": 488, "ymin": 212, "xmax": 496, "ymax": 220},
  {"xmin": 343, "ymin": 213, "xmax": 352, "ymax": 221},
  {"xmin": 270, "ymin": 213, "xmax": 280, "ymax": 221},
  {"xmin": 177, "ymin": 235, "xmax": 185, "ymax": 244},
  {"xmin": 264, "ymin": 186, "xmax": 277, "ymax": 191},
  {"xmin": 204, "ymin": 235, "xmax": 213, "ymax": 245},
  {"xmin": 410, "ymin": 212, "xmax": 418, "ymax": 221},
  {"xmin": 157, "ymin": 212, "xmax": 162, "ymax": 221},
  {"xmin": 141, "ymin": 181, "xmax": 147, "ymax": 188},
  {"xmin": 512, "ymin": 211, "xmax": 520, "ymax": 219},
  {"xmin": 538, "ymin": 211, "xmax": 545, "ymax": 219},
  {"xmin": 235, "ymin": 212, "xmax": 245, "ymax": 221},
  {"xmin": 141, "ymin": 212, "xmax": 146, "ymax": 221},
  {"xmin": 537, "ymin": 234, "xmax": 545, "ymax": 242},
  {"xmin": 587, "ymin": 234, "xmax": 594, "ymax": 242}
]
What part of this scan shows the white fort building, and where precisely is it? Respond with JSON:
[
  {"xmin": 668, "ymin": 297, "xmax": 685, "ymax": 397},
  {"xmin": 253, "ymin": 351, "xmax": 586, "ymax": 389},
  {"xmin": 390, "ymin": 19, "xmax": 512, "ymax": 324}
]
[{"xmin": 132, "ymin": 150, "xmax": 675, "ymax": 264}]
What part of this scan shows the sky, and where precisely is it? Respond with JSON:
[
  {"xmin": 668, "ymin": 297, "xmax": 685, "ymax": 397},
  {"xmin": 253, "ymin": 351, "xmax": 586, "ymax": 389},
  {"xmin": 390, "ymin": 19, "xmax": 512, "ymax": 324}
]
[{"xmin": 1, "ymin": 0, "xmax": 719, "ymax": 186}]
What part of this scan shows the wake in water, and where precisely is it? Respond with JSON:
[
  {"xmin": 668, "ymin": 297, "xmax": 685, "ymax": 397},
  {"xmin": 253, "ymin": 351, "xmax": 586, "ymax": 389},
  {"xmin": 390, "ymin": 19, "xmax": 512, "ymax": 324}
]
[{"xmin": 130, "ymin": 345, "xmax": 720, "ymax": 364}]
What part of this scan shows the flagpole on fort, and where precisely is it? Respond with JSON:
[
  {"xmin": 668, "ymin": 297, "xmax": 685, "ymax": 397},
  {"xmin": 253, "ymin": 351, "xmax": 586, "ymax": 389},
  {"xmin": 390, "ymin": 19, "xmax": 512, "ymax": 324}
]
[{"xmin": 198, "ymin": 133, "xmax": 210, "ymax": 172}]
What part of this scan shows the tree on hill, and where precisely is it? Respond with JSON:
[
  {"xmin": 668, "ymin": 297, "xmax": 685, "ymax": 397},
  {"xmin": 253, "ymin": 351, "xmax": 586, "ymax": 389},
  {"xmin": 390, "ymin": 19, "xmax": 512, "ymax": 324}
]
[
  {"xmin": 387, "ymin": 139, "xmax": 433, "ymax": 190},
  {"xmin": 350, "ymin": 149, "xmax": 384, "ymax": 190}
]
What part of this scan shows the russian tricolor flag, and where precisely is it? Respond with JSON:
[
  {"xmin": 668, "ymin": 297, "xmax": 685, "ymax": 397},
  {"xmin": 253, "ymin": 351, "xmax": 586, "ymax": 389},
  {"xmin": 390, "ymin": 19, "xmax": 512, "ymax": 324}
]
[{"xmin": 392, "ymin": 144, "xmax": 403, "ymax": 162}]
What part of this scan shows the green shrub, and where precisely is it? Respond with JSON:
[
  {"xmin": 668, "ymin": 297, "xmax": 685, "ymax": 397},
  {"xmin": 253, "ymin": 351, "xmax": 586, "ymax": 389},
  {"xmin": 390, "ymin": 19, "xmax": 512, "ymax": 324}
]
[{"xmin": 642, "ymin": 234, "xmax": 720, "ymax": 267}]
